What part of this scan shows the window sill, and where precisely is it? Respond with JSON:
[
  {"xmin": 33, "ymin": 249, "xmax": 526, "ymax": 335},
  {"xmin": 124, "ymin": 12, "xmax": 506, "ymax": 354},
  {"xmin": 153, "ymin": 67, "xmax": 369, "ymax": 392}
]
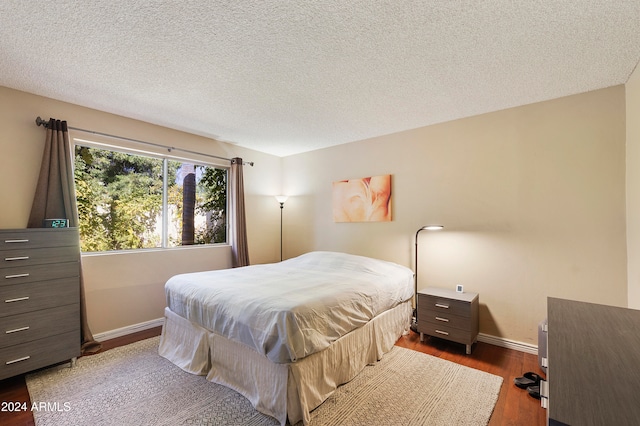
[{"xmin": 80, "ymin": 244, "xmax": 231, "ymax": 257}]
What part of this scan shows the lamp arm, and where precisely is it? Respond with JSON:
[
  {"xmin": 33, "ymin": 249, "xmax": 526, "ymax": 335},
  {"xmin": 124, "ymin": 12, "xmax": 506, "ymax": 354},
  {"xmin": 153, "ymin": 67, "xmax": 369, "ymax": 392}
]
[
  {"xmin": 414, "ymin": 227, "xmax": 427, "ymax": 304},
  {"xmin": 411, "ymin": 228, "xmax": 426, "ymax": 333},
  {"xmin": 412, "ymin": 225, "xmax": 443, "ymax": 333}
]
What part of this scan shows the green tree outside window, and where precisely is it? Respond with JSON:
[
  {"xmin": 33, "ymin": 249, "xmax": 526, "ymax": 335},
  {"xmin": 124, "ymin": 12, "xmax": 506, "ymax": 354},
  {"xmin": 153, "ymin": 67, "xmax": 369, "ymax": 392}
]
[{"xmin": 74, "ymin": 145, "xmax": 227, "ymax": 252}]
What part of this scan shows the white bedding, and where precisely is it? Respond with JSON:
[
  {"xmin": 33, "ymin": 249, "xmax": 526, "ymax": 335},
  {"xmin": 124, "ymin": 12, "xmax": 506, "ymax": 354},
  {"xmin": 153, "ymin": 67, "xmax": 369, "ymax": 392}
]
[
  {"xmin": 164, "ymin": 251, "xmax": 414, "ymax": 363},
  {"xmin": 159, "ymin": 302, "xmax": 412, "ymax": 425}
]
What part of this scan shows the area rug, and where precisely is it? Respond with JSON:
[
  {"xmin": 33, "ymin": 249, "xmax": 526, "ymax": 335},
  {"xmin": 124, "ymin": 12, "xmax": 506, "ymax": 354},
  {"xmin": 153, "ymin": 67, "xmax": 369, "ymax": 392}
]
[{"xmin": 26, "ymin": 337, "xmax": 502, "ymax": 425}]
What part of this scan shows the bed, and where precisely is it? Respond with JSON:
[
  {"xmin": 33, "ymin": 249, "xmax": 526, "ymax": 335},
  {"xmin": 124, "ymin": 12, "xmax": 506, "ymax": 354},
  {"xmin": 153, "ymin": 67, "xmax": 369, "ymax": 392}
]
[{"xmin": 158, "ymin": 251, "xmax": 414, "ymax": 425}]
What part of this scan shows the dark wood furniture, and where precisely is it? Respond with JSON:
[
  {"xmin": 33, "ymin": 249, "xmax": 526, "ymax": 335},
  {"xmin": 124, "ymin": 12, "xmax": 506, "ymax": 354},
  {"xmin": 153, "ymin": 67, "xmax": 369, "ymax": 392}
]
[
  {"xmin": 0, "ymin": 228, "xmax": 80, "ymax": 380},
  {"xmin": 546, "ymin": 297, "xmax": 640, "ymax": 425},
  {"xmin": 417, "ymin": 287, "xmax": 479, "ymax": 354}
]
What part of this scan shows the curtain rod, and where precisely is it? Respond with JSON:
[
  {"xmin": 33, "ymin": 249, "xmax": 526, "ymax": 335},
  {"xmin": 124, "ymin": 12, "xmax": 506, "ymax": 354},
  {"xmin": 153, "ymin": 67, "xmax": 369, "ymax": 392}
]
[{"xmin": 34, "ymin": 116, "xmax": 254, "ymax": 166}]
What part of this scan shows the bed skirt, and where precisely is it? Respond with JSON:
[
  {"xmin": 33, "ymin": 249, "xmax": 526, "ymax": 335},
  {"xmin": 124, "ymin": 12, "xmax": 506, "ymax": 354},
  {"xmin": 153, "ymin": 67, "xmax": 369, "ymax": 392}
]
[{"xmin": 158, "ymin": 300, "xmax": 411, "ymax": 425}]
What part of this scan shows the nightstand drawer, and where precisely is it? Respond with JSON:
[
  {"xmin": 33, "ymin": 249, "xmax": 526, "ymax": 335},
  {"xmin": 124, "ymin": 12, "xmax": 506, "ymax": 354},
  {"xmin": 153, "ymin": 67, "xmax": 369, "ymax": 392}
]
[
  {"xmin": 421, "ymin": 295, "xmax": 471, "ymax": 317},
  {"xmin": 0, "ymin": 304, "xmax": 80, "ymax": 348},
  {"xmin": 0, "ymin": 278, "xmax": 79, "ymax": 318},
  {"xmin": 419, "ymin": 323, "xmax": 474, "ymax": 346},
  {"xmin": 0, "ymin": 330, "xmax": 80, "ymax": 380},
  {"xmin": 420, "ymin": 310, "xmax": 472, "ymax": 332}
]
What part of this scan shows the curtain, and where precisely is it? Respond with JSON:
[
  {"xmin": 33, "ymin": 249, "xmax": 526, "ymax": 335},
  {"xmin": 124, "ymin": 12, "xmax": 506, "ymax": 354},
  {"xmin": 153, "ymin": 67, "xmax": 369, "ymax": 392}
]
[
  {"xmin": 230, "ymin": 157, "xmax": 250, "ymax": 267},
  {"xmin": 28, "ymin": 118, "xmax": 101, "ymax": 354}
]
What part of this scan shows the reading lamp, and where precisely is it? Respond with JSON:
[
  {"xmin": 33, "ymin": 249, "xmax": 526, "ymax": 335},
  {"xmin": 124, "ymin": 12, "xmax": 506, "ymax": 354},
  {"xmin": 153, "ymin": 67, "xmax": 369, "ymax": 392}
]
[
  {"xmin": 275, "ymin": 195, "xmax": 288, "ymax": 261},
  {"xmin": 411, "ymin": 224, "xmax": 444, "ymax": 333}
]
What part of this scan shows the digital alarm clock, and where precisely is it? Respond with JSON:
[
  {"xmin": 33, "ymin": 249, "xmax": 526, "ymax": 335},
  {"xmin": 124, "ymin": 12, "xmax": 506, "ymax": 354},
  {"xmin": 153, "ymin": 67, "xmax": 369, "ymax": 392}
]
[{"xmin": 43, "ymin": 218, "xmax": 69, "ymax": 228}]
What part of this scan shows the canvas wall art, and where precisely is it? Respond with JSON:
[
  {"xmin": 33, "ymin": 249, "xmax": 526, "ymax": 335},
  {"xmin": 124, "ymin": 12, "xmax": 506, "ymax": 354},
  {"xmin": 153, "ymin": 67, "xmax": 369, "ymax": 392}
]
[{"xmin": 332, "ymin": 174, "xmax": 392, "ymax": 222}]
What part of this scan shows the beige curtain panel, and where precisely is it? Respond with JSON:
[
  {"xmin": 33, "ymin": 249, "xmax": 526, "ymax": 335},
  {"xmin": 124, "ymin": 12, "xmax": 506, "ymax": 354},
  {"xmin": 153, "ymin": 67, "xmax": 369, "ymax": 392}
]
[{"xmin": 230, "ymin": 157, "xmax": 250, "ymax": 267}]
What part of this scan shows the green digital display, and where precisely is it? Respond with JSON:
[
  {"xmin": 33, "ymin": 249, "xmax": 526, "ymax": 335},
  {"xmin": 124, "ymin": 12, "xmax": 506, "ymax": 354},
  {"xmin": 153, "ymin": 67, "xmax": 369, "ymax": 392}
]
[{"xmin": 43, "ymin": 219, "xmax": 69, "ymax": 228}]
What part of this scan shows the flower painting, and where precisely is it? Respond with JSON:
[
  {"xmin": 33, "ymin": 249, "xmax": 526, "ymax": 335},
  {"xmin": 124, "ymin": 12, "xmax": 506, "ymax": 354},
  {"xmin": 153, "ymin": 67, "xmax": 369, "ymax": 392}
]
[{"xmin": 332, "ymin": 175, "xmax": 392, "ymax": 222}]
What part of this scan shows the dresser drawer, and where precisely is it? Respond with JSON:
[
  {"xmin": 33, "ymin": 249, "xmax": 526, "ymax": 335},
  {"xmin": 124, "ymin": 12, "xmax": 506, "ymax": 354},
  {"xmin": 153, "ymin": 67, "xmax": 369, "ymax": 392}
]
[
  {"xmin": 420, "ymin": 294, "xmax": 471, "ymax": 317},
  {"xmin": 1, "ymin": 262, "xmax": 78, "ymax": 286},
  {"xmin": 0, "ymin": 278, "xmax": 79, "ymax": 318},
  {"xmin": 419, "ymin": 322, "xmax": 475, "ymax": 346},
  {"xmin": 0, "ymin": 245, "xmax": 79, "ymax": 269},
  {"xmin": 419, "ymin": 309, "xmax": 472, "ymax": 332},
  {"xmin": 0, "ymin": 228, "xmax": 79, "ymax": 251},
  {"xmin": 0, "ymin": 304, "xmax": 80, "ymax": 348},
  {"xmin": 0, "ymin": 330, "xmax": 80, "ymax": 380}
]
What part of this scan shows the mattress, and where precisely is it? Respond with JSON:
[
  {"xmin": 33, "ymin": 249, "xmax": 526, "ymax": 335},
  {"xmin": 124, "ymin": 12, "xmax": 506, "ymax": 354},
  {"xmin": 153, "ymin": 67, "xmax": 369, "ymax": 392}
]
[{"xmin": 165, "ymin": 251, "xmax": 414, "ymax": 363}]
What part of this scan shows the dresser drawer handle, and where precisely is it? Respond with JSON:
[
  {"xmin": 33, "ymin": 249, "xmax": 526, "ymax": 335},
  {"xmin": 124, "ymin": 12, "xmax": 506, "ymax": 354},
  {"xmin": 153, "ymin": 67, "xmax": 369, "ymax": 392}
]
[
  {"xmin": 4, "ymin": 239, "xmax": 29, "ymax": 244},
  {"xmin": 5, "ymin": 297, "xmax": 29, "ymax": 303},
  {"xmin": 6, "ymin": 356, "xmax": 30, "ymax": 365},
  {"xmin": 5, "ymin": 273, "xmax": 30, "ymax": 279},
  {"xmin": 4, "ymin": 256, "xmax": 30, "ymax": 261},
  {"xmin": 435, "ymin": 330, "xmax": 449, "ymax": 336},
  {"xmin": 435, "ymin": 317, "xmax": 449, "ymax": 322},
  {"xmin": 435, "ymin": 303, "xmax": 449, "ymax": 309},
  {"xmin": 5, "ymin": 326, "xmax": 30, "ymax": 334}
]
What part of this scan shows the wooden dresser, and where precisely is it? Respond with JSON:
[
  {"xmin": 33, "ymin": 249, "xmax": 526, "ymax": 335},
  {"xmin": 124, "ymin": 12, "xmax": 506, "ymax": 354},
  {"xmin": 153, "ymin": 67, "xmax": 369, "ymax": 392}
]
[
  {"xmin": 545, "ymin": 297, "xmax": 640, "ymax": 425},
  {"xmin": 417, "ymin": 287, "xmax": 479, "ymax": 354},
  {"xmin": 0, "ymin": 228, "xmax": 80, "ymax": 380}
]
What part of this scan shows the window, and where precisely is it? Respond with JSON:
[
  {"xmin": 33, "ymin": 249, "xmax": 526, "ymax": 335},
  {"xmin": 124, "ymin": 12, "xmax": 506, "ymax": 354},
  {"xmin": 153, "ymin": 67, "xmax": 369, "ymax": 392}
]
[{"xmin": 73, "ymin": 143, "xmax": 227, "ymax": 252}]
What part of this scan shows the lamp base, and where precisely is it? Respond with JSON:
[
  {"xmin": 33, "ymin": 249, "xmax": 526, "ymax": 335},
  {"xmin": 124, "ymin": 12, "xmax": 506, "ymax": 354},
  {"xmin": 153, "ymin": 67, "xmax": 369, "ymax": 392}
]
[{"xmin": 410, "ymin": 308, "xmax": 419, "ymax": 333}]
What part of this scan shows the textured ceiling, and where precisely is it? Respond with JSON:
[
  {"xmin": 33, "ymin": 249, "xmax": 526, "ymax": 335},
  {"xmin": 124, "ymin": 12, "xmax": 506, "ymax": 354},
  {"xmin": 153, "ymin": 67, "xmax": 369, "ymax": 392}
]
[{"xmin": 1, "ymin": 1, "xmax": 640, "ymax": 157}]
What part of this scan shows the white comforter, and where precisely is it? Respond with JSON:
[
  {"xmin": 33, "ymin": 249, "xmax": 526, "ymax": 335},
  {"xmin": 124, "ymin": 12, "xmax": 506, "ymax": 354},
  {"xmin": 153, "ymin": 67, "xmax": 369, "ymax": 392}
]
[{"xmin": 165, "ymin": 251, "xmax": 414, "ymax": 363}]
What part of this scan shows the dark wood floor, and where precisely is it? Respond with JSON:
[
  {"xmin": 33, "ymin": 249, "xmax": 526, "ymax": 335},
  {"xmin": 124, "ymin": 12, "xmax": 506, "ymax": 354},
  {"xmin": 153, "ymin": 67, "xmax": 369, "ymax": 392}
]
[{"xmin": 1, "ymin": 327, "xmax": 546, "ymax": 425}]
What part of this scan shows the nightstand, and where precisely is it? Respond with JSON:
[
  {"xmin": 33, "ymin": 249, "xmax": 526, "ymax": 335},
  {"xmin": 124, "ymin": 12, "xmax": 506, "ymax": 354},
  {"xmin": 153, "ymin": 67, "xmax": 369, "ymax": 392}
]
[{"xmin": 417, "ymin": 287, "xmax": 479, "ymax": 354}]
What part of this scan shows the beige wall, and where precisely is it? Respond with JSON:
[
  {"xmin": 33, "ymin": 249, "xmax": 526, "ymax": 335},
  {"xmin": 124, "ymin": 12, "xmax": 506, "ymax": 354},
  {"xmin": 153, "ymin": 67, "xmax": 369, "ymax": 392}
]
[
  {"xmin": 627, "ymin": 65, "xmax": 640, "ymax": 309},
  {"xmin": 0, "ymin": 86, "xmax": 283, "ymax": 334},
  {"xmin": 282, "ymin": 86, "xmax": 628, "ymax": 345},
  {"xmin": 1, "ymin": 84, "xmax": 631, "ymax": 346}
]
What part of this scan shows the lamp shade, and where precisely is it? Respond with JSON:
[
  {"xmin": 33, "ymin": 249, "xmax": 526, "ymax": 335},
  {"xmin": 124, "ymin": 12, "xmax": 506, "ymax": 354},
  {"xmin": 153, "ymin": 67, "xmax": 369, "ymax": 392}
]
[
  {"xmin": 421, "ymin": 225, "xmax": 444, "ymax": 231},
  {"xmin": 275, "ymin": 195, "xmax": 289, "ymax": 204}
]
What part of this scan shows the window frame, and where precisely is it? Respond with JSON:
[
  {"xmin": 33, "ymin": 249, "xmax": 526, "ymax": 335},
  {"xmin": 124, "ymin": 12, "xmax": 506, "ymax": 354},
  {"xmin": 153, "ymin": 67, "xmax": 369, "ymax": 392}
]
[{"xmin": 71, "ymin": 135, "xmax": 230, "ymax": 254}]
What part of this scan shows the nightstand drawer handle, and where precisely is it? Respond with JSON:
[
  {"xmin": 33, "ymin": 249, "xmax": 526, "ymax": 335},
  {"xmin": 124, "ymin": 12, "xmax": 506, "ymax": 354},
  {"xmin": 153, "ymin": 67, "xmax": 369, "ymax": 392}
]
[
  {"xmin": 5, "ymin": 296, "xmax": 29, "ymax": 303},
  {"xmin": 4, "ymin": 239, "xmax": 29, "ymax": 244},
  {"xmin": 435, "ymin": 303, "xmax": 449, "ymax": 309},
  {"xmin": 6, "ymin": 326, "xmax": 30, "ymax": 334},
  {"xmin": 435, "ymin": 330, "xmax": 449, "ymax": 336},
  {"xmin": 5, "ymin": 273, "xmax": 30, "ymax": 279},
  {"xmin": 4, "ymin": 256, "xmax": 30, "ymax": 261},
  {"xmin": 6, "ymin": 356, "xmax": 30, "ymax": 365},
  {"xmin": 435, "ymin": 317, "xmax": 449, "ymax": 322}
]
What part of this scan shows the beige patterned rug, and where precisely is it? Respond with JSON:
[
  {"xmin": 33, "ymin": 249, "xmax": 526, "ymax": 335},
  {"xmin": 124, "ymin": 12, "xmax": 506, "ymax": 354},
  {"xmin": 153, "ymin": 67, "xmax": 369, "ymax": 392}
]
[{"xmin": 26, "ymin": 337, "xmax": 502, "ymax": 425}]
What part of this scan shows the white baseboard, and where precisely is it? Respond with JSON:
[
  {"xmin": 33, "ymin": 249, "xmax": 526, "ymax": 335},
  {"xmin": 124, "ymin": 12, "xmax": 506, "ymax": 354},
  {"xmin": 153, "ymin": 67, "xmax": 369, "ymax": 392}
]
[
  {"xmin": 94, "ymin": 317, "xmax": 164, "ymax": 342},
  {"xmin": 478, "ymin": 333, "xmax": 538, "ymax": 355}
]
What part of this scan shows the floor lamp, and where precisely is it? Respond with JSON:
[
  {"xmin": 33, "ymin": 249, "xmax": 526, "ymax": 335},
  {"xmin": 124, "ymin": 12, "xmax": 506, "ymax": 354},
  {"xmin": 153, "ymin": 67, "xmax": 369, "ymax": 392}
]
[
  {"xmin": 411, "ymin": 224, "xmax": 444, "ymax": 333},
  {"xmin": 275, "ymin": 195, "xmax": 288, "ymax": 261}
]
